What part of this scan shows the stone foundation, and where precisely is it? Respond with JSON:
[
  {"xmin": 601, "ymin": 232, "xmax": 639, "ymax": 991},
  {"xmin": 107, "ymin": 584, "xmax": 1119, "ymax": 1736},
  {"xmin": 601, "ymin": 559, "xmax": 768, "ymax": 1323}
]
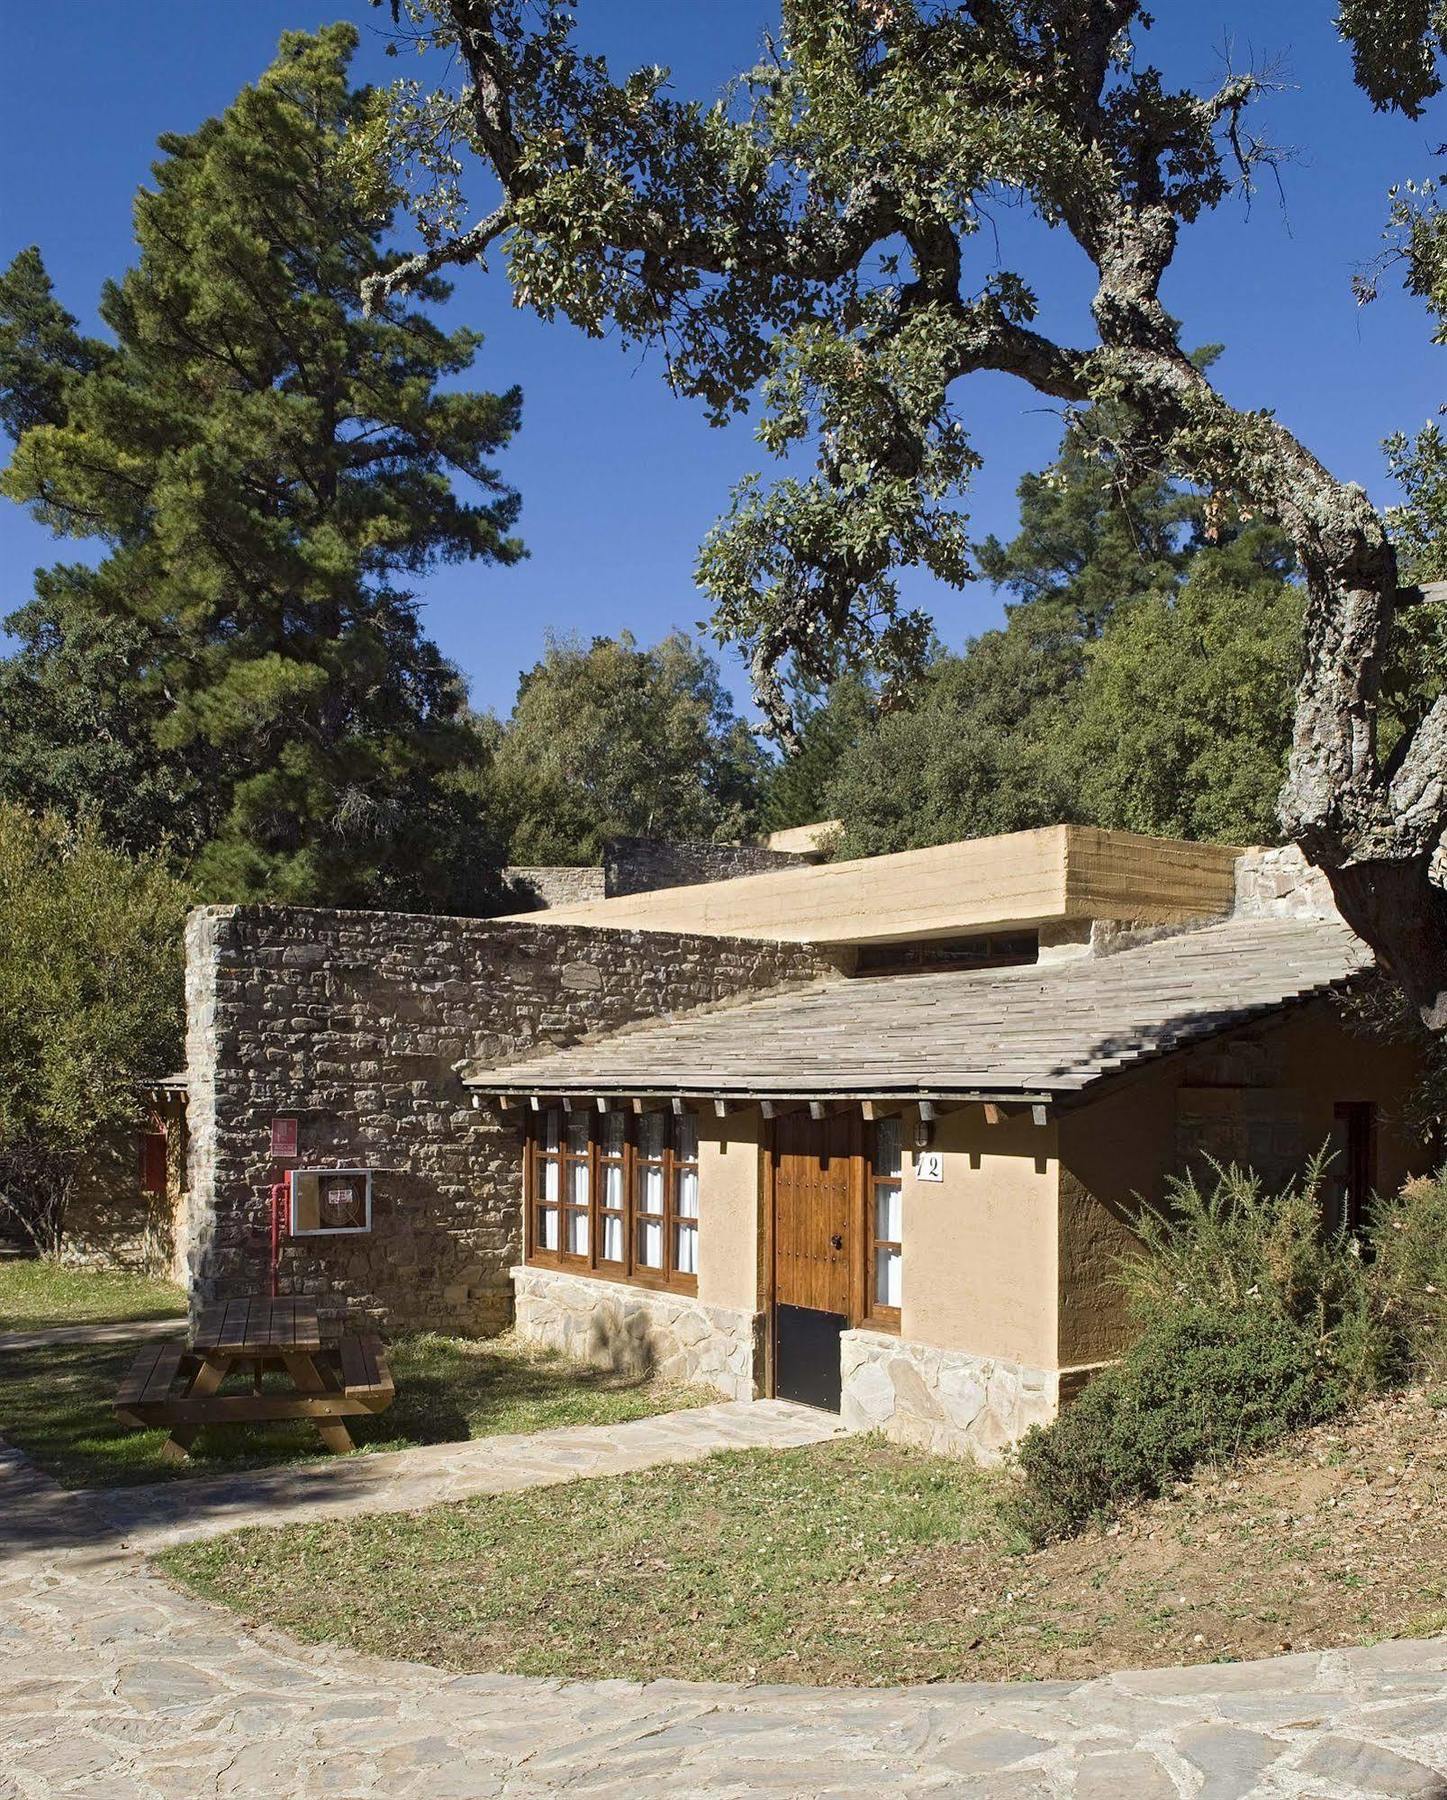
[
  {"xmin": 512, "ymin": 1265, "xmax": 760, "ymax": 1400},
  {"xmin": 840, "ymin": 1330, "xmax": 1073, "ymax": 1462}
]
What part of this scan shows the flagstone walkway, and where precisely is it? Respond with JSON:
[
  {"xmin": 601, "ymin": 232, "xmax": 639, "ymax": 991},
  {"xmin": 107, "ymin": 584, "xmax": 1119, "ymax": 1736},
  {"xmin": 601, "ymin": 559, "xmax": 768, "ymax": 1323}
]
[{"xmin": 1, "ymin": 1407, "xmax": 1445, "ymax": 1797}]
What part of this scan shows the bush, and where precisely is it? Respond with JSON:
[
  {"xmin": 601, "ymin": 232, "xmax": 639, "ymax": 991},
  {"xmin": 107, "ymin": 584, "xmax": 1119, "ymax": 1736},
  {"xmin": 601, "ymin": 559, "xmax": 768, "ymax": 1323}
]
[
  {"xmin": 0, "ymin": 806, "xmax": 188, "ymax": 1253},
  {"xmin": 1013, "ymin": 1306, "xmax": 1341, "ymax": 1544},
  {"xmin": 1121, "ymin": 1157, "xmax": 1378, "ymax": 1354},
  {"xmin": 1010, "ymin": 1157, "xmax": 1429, "ymax": 1545},
  {"xmin": 1369, "ymin": 1171, "xmax": 1447, "ymax": 1383}
]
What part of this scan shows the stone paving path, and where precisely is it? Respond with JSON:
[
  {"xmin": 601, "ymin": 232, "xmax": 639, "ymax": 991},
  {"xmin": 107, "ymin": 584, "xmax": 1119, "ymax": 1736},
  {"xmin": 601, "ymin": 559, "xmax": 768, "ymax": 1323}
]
[
  {"xmin": 1, "ymin": 1406, "xmax": 1445, "ymax": 1797},
  {"xmin": 0, "ymin": 1316, "xmax": 184, "ymax": 1353}
]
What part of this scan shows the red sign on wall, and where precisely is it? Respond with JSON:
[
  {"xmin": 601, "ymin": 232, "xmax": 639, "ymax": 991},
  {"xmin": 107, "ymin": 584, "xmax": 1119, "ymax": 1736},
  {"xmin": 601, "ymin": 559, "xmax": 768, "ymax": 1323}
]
[{"xmin": 270, "ymin": 1116, "xmax": 299, "ymax": 1159}]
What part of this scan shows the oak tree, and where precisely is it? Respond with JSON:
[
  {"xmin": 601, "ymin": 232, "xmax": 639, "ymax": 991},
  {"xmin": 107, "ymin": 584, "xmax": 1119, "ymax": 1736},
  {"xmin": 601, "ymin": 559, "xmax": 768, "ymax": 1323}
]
[{"xmin": 363, "ymin": 0, "xmax": 1447, "ymax": 1024}]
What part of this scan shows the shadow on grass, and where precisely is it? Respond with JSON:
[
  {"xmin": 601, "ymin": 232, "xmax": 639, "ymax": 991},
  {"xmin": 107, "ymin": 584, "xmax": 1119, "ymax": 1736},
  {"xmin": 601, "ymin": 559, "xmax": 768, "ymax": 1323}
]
[{"xmin": 0, "ymin": 1331, "xmax": 705, "ymax": 1492}]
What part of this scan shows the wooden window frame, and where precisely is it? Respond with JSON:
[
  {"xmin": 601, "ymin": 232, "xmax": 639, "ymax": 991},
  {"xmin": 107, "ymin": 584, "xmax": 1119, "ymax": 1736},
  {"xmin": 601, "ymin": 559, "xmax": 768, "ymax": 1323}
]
[
  {"xmin": 525, "ymin": 1106, "xmax": 699, "ymax": 1297},
  {"xmin": 864, "ymin": 1116, "xmax": 903, "ymax": 1332}
]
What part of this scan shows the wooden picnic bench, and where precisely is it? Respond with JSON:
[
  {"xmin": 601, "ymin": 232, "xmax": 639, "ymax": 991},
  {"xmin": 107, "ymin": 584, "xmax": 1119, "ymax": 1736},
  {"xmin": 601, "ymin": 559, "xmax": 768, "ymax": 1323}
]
[{"xmin": 114, "ymin": 1295, "xmax": 394, "ymax": 1462}]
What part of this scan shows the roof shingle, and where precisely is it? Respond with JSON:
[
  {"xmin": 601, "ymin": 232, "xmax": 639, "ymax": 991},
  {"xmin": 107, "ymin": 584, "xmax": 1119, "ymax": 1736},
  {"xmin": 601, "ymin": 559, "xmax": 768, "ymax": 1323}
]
[{"xmin": 460, "ymin": 918, "xmax": 1370, "ymax": 1103}]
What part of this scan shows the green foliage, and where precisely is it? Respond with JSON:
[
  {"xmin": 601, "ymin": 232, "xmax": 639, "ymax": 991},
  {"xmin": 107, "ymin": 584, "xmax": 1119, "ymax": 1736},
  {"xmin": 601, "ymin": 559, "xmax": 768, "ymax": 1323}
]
[
  {"xmin": 1012, "ymin": 1308, "xmax": 1341, "ymax": 1545},
  {"xmin": 1068, "ymin": 531, "xmax": 1304, "ymax": 844},
  {"xmin": 0, "ymin": 565, "xmax": 206, "ymax": 860},
  {"xmin": 1370, "ymin": 1172, "xmax": 1447, "ymax": 1383},
  {"xmin": 1337, "ymin": 1, "xmax": 1447, "ymax": 116},
  {"xmin": 0, "ymin": 26, "xmax": 522, "ymax": 911},
  {"xmin": 490, "ymin": 631, "xmax": 767, "ymax": 865},
  {"xmin": 757, "ymin": 673, "xmax": 873, "ymax": 833},
  {"xmin": 825, "ymin": 414, "xmax": 1303, "ymax": 857},
  {"xmin": 1121, "ymin": 1160, "xmax": 1381, "ymax": 1369},
  {"xmin": 0, "ymin": 806, "xmax": 189, "ymax": 1253},
  {"xmin": 0, "ymin": 245, "xmax": 109, "ymax": 441},
  {"xmin": 825, "ymin": 620, "xmax": 1080, "ymax": 859},
  {"xmin": 1014, "ymin": 1158, "xmax": 1447, "ymax": 1542}
]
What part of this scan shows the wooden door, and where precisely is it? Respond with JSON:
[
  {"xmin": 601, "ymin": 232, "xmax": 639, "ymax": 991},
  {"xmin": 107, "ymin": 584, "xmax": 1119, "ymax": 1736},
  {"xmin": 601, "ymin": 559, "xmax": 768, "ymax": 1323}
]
[
  {"xmin": 770, "ymin": 1111, "xmax": 860, "ymax": 1409},
  {"xmin": 773, "ymin": 1111, "xmax": 857, "ymax": 1315}
]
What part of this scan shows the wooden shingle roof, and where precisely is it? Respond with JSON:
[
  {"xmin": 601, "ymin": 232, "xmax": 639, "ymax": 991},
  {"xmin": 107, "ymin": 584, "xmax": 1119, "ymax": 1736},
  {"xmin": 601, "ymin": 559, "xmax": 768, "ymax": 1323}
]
[{"xmin": 460, "ymin": 919, "xmax": 1371, "ymax": 1104}]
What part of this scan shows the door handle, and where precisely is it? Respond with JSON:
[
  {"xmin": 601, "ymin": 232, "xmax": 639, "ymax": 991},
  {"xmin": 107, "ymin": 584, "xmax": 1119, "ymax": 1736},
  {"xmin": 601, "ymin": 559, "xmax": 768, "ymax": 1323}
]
[{"xmin": 829, "ymin": 1233, "xmax": 844, "ymax": 1251}]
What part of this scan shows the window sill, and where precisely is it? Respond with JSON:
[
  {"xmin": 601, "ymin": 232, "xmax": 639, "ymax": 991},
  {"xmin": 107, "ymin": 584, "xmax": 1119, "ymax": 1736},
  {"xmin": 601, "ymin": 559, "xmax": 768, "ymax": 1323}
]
[{"xmin": 524, "ymin": 1253, "xmax": 698, "ymax": 1300}]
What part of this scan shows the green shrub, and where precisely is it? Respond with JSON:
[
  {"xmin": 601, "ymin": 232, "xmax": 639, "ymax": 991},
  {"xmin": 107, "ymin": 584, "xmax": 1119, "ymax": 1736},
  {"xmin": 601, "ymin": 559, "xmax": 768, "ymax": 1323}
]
[
  {"xmin": 1013, "ymin": 1307, "xmax": 1342, "ymax": 1544},
  {"xmin": 1369, "ymin": 1171, "xmax": 1447, "ymax": 1383}
]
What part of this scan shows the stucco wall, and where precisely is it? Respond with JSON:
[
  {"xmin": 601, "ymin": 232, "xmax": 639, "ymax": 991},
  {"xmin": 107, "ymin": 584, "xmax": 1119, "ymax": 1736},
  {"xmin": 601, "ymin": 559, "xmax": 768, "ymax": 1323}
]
[
  {"xmin": 1057, "ymin": 996, "xmax": 1431, "ymax": 1367},
  {"xmin": 696, "ymin": 1107, "xmax": 763, "ymax": 1315},
  {"xmin": 901, "ymin": 1104, "xmax": 1061, "ymax": 1371},
  {"xmin": 183, "ymin": 906, "xmax": 837, "ymax": 1338}
]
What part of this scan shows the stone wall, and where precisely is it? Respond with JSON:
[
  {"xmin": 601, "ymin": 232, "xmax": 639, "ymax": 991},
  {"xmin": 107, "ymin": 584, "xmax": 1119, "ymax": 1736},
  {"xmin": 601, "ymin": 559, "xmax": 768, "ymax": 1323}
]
[
  {"xmin": 1232, "ymin": 846, "xmax": 1341, "ymax": 922},
  {"xmin": 61, "ymin": 1103, "xmax": 187, "ymax": 1279},
  {"xmin": 61, "ymin": 1140, "xmax": 169, "ymax": 1275},
  {"xmin": 183, "ymin": 906, "xmax": 837, "ymax": 1339},
  {"xmin": 839, "ymin": 1329, "xmax": 1081, "ymax": 1463},
  {"xmin": 603, "ymin": 837, "xmax": 812, "ymax": 897},
  {"xmin": 512, "ymin": 1265, "xmax": 760, "ymax": 1399},
  {"xmin": 502, "ymin": 866, "xmax": 608, "ymax": 912}
]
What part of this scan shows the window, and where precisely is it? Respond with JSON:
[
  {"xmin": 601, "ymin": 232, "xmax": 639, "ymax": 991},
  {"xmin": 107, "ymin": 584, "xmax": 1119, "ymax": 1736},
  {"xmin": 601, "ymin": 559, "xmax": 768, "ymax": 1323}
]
[
  {"xmin": 139, "ymin": 1129, "xmax": 168, "ymax": 1197},
  {"xmin": 526, "ymin": 1107, "xmax": 700, "ymax": 1293},
  {"xmin": 868, "ymin": 1117, "xmax": 903, "ymax": 1326}
]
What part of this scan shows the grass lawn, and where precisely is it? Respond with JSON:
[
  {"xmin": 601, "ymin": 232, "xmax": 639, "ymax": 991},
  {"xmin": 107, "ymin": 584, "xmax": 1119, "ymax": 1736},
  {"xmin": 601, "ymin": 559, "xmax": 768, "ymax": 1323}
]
[
  {"xmin": 0, "ymin": 1261, "xmax": 186, "ymax": 1331},
  {"xmin": 161, "ymin": 1390, "xmax": 1447, "ymax": 1687},
  {"xmin": 0, "ymin": 1330, "xmax": 713, "ymax": 1490}
]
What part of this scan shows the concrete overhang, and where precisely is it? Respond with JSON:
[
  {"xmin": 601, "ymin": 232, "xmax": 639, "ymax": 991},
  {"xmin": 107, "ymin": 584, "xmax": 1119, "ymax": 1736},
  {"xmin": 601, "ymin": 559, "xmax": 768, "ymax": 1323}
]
[{"xmin": 496, "ymin": 825, "xmax": 1242, "ymax": 948}]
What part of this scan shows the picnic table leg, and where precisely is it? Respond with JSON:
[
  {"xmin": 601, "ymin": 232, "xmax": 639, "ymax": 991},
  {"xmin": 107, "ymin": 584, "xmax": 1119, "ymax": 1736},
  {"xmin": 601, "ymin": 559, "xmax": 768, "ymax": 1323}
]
[
  {"xmin": 281, "ymin": 1352, "xmax": 355, "ymax": 1455},
  {"xmin": 161, "ymin": 1352, "xmax": 234, "ymax": 1463}
]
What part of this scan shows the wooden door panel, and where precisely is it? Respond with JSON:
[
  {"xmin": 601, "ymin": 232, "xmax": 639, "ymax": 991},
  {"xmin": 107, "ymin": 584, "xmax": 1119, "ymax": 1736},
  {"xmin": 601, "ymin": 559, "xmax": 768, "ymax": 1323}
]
[{"xmin": 773, "ymin": 1112, "xmax": 855, "ymax": 1317}]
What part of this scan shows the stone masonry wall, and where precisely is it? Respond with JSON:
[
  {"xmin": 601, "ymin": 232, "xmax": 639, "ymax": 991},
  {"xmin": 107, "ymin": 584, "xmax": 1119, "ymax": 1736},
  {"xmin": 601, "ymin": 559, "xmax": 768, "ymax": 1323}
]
[
  {"xmin": 502, "ymin": 866, "xmax": 609, "ymax": 911},
  {"xmin": 839, "ymin": 1329, "xmax": 1074, "ymax": 1463},
  {"xmin": 602, "ymin": 837, "xmax": 812, "ymax": 897},
  {"xmin": 512, "ymin": 1265, "xmax": 760, "ymax": 1400},
  {"xmin": 1233, "ymin": 846, "xmax": 1342, "ymax": 922},
  {"xmin": 183, "ymin": 907, "xmax": 837, "ymax": 1339}
]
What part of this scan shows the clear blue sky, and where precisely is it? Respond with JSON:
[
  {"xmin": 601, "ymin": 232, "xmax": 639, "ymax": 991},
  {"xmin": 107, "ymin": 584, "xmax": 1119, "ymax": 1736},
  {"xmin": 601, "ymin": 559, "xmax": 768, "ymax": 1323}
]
[{"xmin": 1, "ymin": 1, "xmax": 1440, "ymax": 722}]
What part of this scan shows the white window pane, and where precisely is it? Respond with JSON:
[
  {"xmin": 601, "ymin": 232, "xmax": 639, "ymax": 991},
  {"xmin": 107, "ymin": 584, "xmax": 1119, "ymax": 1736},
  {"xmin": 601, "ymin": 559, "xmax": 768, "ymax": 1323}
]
[
  {"xmin": 565, "ymin": 1111, "xmax": 590, "ymax": 1153},
  {"xmin": 540, "ymin": 1159, "xmax": 560, "ymax": 1203},
  {"xmin": 568, "ymin": 1161, "xmax": 590, "ymax": 1207},
  {"xmin": 541, "ymin": 1111, "xmax": 561, "ymax": 1153},
  {"xmin": 875, "ymin": 1247, "xmax": 902, "ymax": 1309},
  {"xmin": 674, "ymin": 1221, "xmax": 698, "ymax": 1276},
  {"xmin": 875, "ymin": 1182, "xmax": 902, "ymax": 1243},
  {"xmin": 537, "ymin": 1208, "xmax": 559, "ymax": 1251},
  {"xmin": 603, "ymin": 1164, "xmax": 624, "ymax": 1209},
  {"xmin": 567, "ymin": 1210, "xmax": 590, "ymax": 1256},
  {"xmin": 673, "ymin": 1112, "xmax": 698, "ymax": 1162},
  {"xmin": 601, "ymin": 1215, "xmax": 623, "ymax": 1262},
  {"xmin": 638, "ymin": 1217, "xmax": 664, "ymax": 1269},
  {"xmin": 600, "ymin": 1112, "xmax": 626, "ymax": 1155},
  {"xmin": 676, "ymin": 1167, "xmax": 699, "ymax": 1219},
  {"xmin": 638, "ymin": 1112, "xmax": 667, "ymax": 1159},
  {"xmin": 874, "ymin": 1118, "xmax": 902, "ymax": 1178},
  {"xmin": 639, "ymin": 1164, "xmax": 665, "ymax": 1217}
]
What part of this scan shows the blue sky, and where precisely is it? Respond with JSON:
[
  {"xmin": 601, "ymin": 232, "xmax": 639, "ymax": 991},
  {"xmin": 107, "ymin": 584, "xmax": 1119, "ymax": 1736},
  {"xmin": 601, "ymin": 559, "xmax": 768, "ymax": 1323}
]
[{"xmin": 1, "ymin": 1, "xmax": 1441, "ymax": 722}]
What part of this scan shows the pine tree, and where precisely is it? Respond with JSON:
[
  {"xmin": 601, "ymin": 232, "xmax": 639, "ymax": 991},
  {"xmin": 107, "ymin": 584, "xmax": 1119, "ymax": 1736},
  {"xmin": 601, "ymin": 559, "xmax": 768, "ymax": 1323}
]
[{"xmin": 0, "ymin": 26, "xmax": 522, "ymax": 909}]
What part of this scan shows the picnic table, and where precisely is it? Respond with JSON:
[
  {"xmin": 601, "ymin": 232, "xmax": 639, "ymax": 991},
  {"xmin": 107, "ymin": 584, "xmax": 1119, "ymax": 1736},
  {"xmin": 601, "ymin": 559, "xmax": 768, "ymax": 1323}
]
[{"xmin": 115, "ymin": 1295, "xmax": 394, "ymax": 1462}]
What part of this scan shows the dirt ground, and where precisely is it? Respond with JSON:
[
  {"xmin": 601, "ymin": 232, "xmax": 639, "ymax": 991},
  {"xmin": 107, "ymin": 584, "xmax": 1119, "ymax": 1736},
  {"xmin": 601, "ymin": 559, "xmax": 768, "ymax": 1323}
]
[{"xmin": 907, "ymin": 1386, "xmax": 1447, "ymax": 1683}]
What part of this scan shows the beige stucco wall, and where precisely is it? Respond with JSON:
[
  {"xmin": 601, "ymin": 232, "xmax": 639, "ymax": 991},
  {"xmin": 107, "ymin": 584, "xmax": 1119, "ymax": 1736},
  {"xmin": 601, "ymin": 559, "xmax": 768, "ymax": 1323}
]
[
  {"xmin": 696, "ymin": 1107, "xmax": 763, "ymax": 1315},
  {"xmin": 691, "ymin": 1102, "xmax": 1062, "ymax": 1371},
  {"xmin": 1057, "ymin": 996, "xmax": 1432, "ymax": 1368},
  {"xmin": 900, "ymin": 1104, "xmax": 1061, "ymax": 1370}
]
